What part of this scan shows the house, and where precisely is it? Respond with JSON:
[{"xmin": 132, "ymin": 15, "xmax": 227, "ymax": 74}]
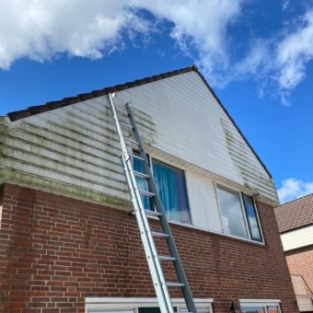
[
  {"xmin": 0, "ymin": 66, "xmax": 297, "ymax": 313},
  {"xmin": 275, "ymin": 194, "xmax": 313, "ymax": 313}
]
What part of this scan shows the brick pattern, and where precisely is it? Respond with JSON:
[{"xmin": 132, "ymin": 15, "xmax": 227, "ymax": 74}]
[
  {"xmin": 286, "ymin": 246, "xmax": 313, "ymax": 296},
  {"xmin": 0, "ymin": 184, "xmax": 297, "ymax": 313}
]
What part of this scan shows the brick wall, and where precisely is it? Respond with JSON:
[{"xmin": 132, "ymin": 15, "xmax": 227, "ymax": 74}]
[
  {"xmin": 286, "ymin": 246, "xmax": 313, "ymax": 294},
  {"xmin": 0, "ymin": 184, "xmax": 297, "ymax": 313}
]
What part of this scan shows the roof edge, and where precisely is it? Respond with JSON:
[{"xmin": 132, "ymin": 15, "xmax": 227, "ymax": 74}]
[{"xmin": 7, "ymin": 66, "xmax": 195, "ymax": 122}]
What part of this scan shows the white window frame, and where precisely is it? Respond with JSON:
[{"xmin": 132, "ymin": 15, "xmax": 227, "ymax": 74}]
[
  {"xmin": 85, "ymin": 298, "xmax": 213, "ymax": 313},
  {"xmin": 239, "ymin": 299, "xmax": 281, "ymax": 313},
  {"xmin": 215, "ymin": 183, "xmax": 264, "ymax": 243}
]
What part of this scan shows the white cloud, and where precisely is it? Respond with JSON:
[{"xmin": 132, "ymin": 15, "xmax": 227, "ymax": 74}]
[
  {"xmin": 229, "ymin": 9, "xmax": 313, "ymax": 105},
  {"xmin": 276, "ymin": 11, "xmax": 313, "ymax": 90},
  {"xmin": 1, "ymin": 0, "xmax": 313, "ymax": 105},
  {"xmin": 0, "ymin": 0, "xmax": 132, "ymax": 69},
  {"xmin": 282, "ymin": 0, "xmax": 290, "ymax": 11},
  {"xmin": 0, "ymin": 0, "xmax": 246, "ymax": 70},
  {"xmin": 277, "ymin": 178, "xmax": 313, "ymax": 204}
]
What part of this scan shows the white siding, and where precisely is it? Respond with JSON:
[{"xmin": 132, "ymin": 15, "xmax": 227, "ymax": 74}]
[
  {"xmin": 297, "ymin": 297, "xmax": 313, "ymax": 312},
  {"xmin": 112, "ymin": 72, "xmax": 277, "ymax": 202},
  {"xmin": 281, "ymin": 225, "xmax": 313, "ymax": 251},
  {"xmin": 0, "ymin": 70, "xmax": 278, "ymax": 215}
]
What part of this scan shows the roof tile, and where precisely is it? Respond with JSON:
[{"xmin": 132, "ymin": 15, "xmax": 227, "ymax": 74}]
[
  {"xmin": 274, "ymin": 194, "xmax": 313, "ymax": 233},
  {"xmin": 8, "ymin": 109, "xmax": 31, "ymax": 121},
  {"xmin": 46, "ymin": 100, "xmax": 67, "ymax": 109},
  {"xmin": 291, "ymin": 274, "xmax": 313, "ymax": 296},
  {"xmin": 29, "ymin": 105, "xmax": 51, "ymax": 115}
]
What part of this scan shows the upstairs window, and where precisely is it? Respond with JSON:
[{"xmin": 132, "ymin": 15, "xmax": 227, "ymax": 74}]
[
  {"xmin": 216, "ymin": 185, "xmax": 263, "ymax": 242},
  {"xmin": 133, "ymin": 152, "xmax": 191, "ymax": 224},
  {"xmin": 152, "ymin": 160, "xmax": 191, "ymax": 224}
]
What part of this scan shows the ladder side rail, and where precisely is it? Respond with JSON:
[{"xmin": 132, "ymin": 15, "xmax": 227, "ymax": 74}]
[
  {"xmin": 121, "ymin": 156, "xmax": 174, "ymax": 313},
  {"xmin": 108, "ymin": 94, "xmax": 174, "ymax": 313},
  {"xmin": 125, "ymin": 102, "xmax": 198, "ymax": 313}
]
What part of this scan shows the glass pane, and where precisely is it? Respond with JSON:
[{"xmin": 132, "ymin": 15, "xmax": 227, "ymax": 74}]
[
  {"xmin": 217, "ymin": 186, "xmax": 248, "ymax": 238},
  {"xmin": 152, "ymin": 160, "xmax": 191, "ymax": 224},
  {"xmin": 241, "ymin": 306, "xmax": 265, "ymax": 313},
  {"xmin": 139, "ymin": 308, "xmax": 161, "ymax": 313},
  {"xmin": 133, "ymin": 152, "xmax": 152, "ymax": 210},
  {"xmin": 242, "ymin": 194, "xmax": 262, "ymax": 242}
]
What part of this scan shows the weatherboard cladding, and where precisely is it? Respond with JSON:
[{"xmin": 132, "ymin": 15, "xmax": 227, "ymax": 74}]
[
  {"xmin": 7, "ymin": 66, "xmax": 271, "ymax": 178},
  {"xmin": 0, "ymin": 66, "xmax": 278, "ymax": 206}
]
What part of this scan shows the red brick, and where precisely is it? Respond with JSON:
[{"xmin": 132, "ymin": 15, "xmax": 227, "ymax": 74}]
[{"xmin": 0, "ymin": 184, "xmax": 297, "ymax": 313}]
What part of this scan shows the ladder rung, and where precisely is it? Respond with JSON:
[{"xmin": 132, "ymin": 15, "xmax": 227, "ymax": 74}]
[
  {"xmin": 124, "ymin": 137, "xmax": 138, "ymax": 145},
  {"xmin": 129, "ymin": 153, "xmax": 144, "ymax": 161},
  {"xmin": 166, "ymin": 282, "xmax": 185, "ymax": 287},
  {"xmin": 159, "ymin": 255, "xmax": 176, "ymax": 261},
  {"xmin": 120, "ymin": 122, "xmax": 133, "ymax": 130},
  {"xmin": 139, "ymin": 190, "xmax": 155, "ymax": 197},
  {"xmin": 145, "ymin": 210, "xmax": 162, "ymax": 217},
  {"xmin": 134, "ymin": 170, "xmax": 150, "ymax": 179},
  {"xmin": 151, "ymin": 231, "xmax": 169, "ymax": 238}
]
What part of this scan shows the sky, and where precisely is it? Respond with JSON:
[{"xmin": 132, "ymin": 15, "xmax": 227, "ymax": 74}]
[{"xmin": 0, "ymin": 0, "xmax": 313, "ymax": 204}]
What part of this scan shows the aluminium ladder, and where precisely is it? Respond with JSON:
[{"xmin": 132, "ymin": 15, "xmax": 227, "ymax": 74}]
[{"xmin": 108, "ymin": 93, "xmax": 197, "ymax": 313}]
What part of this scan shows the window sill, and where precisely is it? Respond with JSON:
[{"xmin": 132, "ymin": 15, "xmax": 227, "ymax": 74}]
[
  {"xmin": 131, "ymin": 210, "xmax": 265, "ymax": 246},
  {"xmin": 165, "ymin": 217, "xmax": 266, "ymax": 246}
]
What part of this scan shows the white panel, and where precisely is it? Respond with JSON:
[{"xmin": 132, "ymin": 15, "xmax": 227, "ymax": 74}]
[
  {"xmin": 281, "ymin": 226, "xmax": 313, "ymax": 251},
  {"xmin": 297, "ymin": 297, "xmax": 313, "ymax": 312},
  {"xmin": 186, "ymin": 171, "xmax": 222, "ymax": 232},
  {"xmin": 113, "ymin": 72, "xmax": 277, "ymax": 203}
]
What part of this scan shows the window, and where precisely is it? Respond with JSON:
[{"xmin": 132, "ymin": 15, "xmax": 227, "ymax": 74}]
[
  {"xmin": 241, "ymin": 305, "xmax": 280, "ymax": 313},
  {"xmin": 216, "ymin": 185, "xmax": 262, "ymax": 242},
  {"xmin": 240, "ymin": 300, "xmax": 281, "ymax": 313},
  {"xmin": 133, "ymin": 152, "xmax": 191, "ymax": 224}
]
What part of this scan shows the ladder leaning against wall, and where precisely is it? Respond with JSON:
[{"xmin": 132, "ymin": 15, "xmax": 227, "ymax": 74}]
[{"xmin": 108, "ymin": 93, "xmax": 198, "ymax": 313}]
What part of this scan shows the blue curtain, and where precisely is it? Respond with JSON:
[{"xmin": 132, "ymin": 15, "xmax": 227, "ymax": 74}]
[
  {"xmin": 152, "ymin": 161, "xmax": 191, "ymax": 224},
  {"xmin": 133, "ymin": 156, "xmax": 152, "ymax": 210}
]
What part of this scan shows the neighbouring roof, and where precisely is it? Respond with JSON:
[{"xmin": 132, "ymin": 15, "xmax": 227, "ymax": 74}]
[
  {"xmin": 291, "ymin": 274, "xmax": 313, "ymax": 296},
  {"xmin": 6, "ymin": 65, "xmax": 271, "ymax": 178},
  {"xmin": 275, "ymin": 194, "xmax": 313, "ymax": 233}
]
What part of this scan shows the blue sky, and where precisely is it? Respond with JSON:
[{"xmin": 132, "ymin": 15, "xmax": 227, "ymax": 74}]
[{"xmin": 0, "ymin": 0, "xmax": 313, "ymax": 203}]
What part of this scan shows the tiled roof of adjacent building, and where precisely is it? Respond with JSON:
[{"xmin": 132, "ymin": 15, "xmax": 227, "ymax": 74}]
[
  {"xmin": 5, "ymin": 64, "xmax": 271, "ymax": 178},
  {"xmin": 291, "ymin": 274, "xmax": 313, "ymax": 296},
  {"xmin": 275, "ymin": 193, "xmax": 313, "ymax": 233}
]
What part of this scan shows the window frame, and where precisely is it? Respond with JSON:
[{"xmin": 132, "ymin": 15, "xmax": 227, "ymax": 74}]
[
  {"xmin": 239, "ymin": 299, "xmax": 282, "ymax": 313},
  {"xmin": 215, "ymin": 183, "xmax": 264, "ymax": 243}
]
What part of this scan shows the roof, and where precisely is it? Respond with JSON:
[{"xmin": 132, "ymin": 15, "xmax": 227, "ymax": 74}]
[
  {"xmin": 291, "ymin": 274, "xmax": 313, "ymax": 296},
  {"xmin": 275, "ymin": 193, "xmax": 313, "ymax": 233},
  {"xmin": 6, "ymin": 65, "xmax": 271, "ymax": 178}
]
